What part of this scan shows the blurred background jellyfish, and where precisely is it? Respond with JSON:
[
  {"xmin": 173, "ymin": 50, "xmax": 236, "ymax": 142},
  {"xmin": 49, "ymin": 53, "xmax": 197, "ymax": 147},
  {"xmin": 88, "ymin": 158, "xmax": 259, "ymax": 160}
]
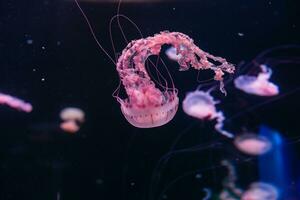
[
  {"xmin": 234, "ymin": 133, "xmax": 272, "ymax": 156},
  {"xmin": 234, "ymin": 64, "xmax": 279, "ymax": 96},
  {"xmin": 59, "ymin": 107, "xmax": 85, "ymax": 134},
  {"xmin": 220, "ymin": 160, "xmax": 279, "ymax": 200},
  {"xmin": 0, "ymin": 92, "xmax": 32, "ymax": 113},
  {"xmin": 241, "ymin": 182, "xmax": 279, "ymax": 200},
  {"xmin": 165, "ymin": 45, "xmax": 185, "ymax": 62},
  {"xmin": 182, "ymin": 89, "xmax": 233, "ymax": 138}
]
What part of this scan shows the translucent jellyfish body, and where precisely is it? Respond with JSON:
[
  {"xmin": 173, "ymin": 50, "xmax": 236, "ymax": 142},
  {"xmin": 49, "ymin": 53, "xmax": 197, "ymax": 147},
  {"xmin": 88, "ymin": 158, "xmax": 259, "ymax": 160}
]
[
  {"xmin": 165, "ymin": 45, "xmax": 185, "ymax": 61},
  {"xmin": 59, "ymin": 107, "xmax": 85, "ymax": 123},
  {"xmin": 182, "ymin": 90, "xmax": 233, "ymax": 138},
  {"xmin": 116, "ymin": 31, "xmax": 235, "ymax": 128},
  {"xmin": 241, "ymin": 182, "xmax": 279, "ymax": 200},
  {"xmin": 234, "ymin": 134, "xmax": 272, "ymax": 155},
  {"xmin": 0, "ymin": 92, "xmax": 32, "ymax": 112},
  {"xmin": 59, "ymin": 107, "xmax": 85, "ymax": 133},
  {"xmin": 234, "ymin": 65, "xmax": 279, "ymax": 96}
]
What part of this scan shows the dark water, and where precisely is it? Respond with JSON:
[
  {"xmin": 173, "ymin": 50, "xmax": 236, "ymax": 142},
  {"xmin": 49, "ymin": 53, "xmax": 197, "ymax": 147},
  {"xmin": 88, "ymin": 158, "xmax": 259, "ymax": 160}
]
[{"xmin": 0, "ymin": 0, "xmax": 299, "ymax": 200}]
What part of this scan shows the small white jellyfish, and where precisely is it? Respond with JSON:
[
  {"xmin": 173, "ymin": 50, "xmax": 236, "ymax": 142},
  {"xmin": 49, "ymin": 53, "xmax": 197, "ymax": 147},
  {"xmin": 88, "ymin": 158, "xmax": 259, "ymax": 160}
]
[
  {"xmin": 234, "ymin": 64, "xmax": 279, "ymax": 96},
  {"xmin": 59, "ymin": 107, "xmax": 85, "ymax": 123},
  {"xmin": 59, "ymin": 107, "xmax": 85, "ymax": 134},
  {"xmin": 234, "ymin": 134, "xmax": 272, "ymax": 155},
  {"xmin": 241, "ymin": 182, "xmax": 279, "ymax": 200},
  {"xmin": 182, "ymin": 89, "xmax": 233, "ymax": 138},
  {"xmin": 165, "ymin": 45, "xmax": 186, "ymax": 61}
]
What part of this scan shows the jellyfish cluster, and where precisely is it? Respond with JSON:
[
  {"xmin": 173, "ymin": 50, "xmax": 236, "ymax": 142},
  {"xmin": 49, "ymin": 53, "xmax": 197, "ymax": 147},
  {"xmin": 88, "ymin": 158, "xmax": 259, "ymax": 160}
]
[{"xmin": 0, "ymin": 0, "xmax": 298, "ymax": 200}]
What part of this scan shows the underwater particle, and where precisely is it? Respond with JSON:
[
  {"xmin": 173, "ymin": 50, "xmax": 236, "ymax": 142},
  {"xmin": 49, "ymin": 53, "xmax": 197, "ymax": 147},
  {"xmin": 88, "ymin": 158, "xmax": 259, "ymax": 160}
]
[
  {"xmin": 26, "ymin": 39, "xmax": 33, "ymax": 44},
  {"xmin": 0, "ymin": 93, "xmax": 32, "ymax": 112},
  {"xmin": 60, "ymin": 107, "xmax": 85, "ymax": 123},
  {"xmin": 41, "ymin": 78, "xmax": 45, "ymax": 81},
  {"xmin": 195, "ymin": 173, "xmax": 202, "ymax": 179},
  {"xmin": 234, "ymin": 64, "xmax": 279, "ymax": 96},
  {"xmin": 116, "ymin": 31, "xmax": 235, "ymax": 128},
  {"xmin": 96, "ymin": 179, "xmax": 104, "ymax": 184},
  {"xmin": 241, "ymin": 182, "xmax": 279, "ymax": 200},
  {"xmin": 182, "ymin": 89, "xmax": 233, "ymax": 138},
  {"xmin": 237, "ymin": 32, "xmax": 244, "ymax": 37},
  {"xmin": 234, "ymin": 133, "xmax": 272, "ymax": 155},
  {"xmin": 60, "ymin": 120, "xmax": 80, "ymax": 134}
]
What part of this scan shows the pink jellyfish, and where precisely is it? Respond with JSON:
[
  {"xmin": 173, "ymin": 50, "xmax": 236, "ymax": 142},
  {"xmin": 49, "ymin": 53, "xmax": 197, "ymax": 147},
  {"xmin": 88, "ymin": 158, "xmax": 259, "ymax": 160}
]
[
  {"xmin": 182, "ymin": 89, "xmax": 233, "ymax": 138},
  {"xmin": 234, "ymin": 133, "xmax": 272, "ymax": 155},
  {"xmin": 220, "ymin": 160, "xmax": 279, "ymax": 200},
  {"xmin": 0, "ymin": 92, "xmax": 32, "ymax": 112},
  {"xmin": 165, "ymin": 45, "xmax": 185, "ymax": 61},
  {"xmin": 116, "ymin": 31, "xmax": 235, "ymax": 128},
  {"xmin": 234, "ymin": 64, "xmax": 279, "ymax": 96},
  {"xmin": 59, "ymin": 107, "xmax": 85, "ymax": 134},
  {"xmin": 241, "ymin": 182, "xmax": 279, "ymax": 200}
]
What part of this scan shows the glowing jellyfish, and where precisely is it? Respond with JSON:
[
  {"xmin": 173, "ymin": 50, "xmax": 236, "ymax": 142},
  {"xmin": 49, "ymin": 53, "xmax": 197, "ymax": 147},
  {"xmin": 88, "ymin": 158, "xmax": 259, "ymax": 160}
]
[
  {"xmin": 182, "ymin": 89, "xmax": 233, "ymax": 138},
  {"xmin": 59, "ymin": 107, "xmax": 85, "ymax": 123},
  {"xmin": 242, "ymin": 182, "xmax": 279, "ymax": 200},
  {"xmin": 234, "ymin": 133, "xmax": 272, "ymax": 155},
  {"xmin": 59, "ymin": 107, "xmax": 85, "ymax": 133},
  {"xmin": 165, "ymin": 45, "xmax": 186, "ymax": 61},
  {"xmin": 220, "ymin": 160, "xmax": 279, "ymax": 200},
  {"xmin": 234, "ymin": 64, "xmax": 279, "ymax": 96},
  {"xmin": 0, "ymin": 92, "xmax": 32, "ymax": 112},
  {"xmin": 116, "ymin": 31, "xmax": 235, "ymax": 128}
]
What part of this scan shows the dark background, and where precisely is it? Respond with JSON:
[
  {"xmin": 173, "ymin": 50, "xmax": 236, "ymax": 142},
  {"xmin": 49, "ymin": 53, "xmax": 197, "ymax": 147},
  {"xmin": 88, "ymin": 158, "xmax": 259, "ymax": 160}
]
[{"xmin": 0, "ymin": 0, "xmax": 299, "ymax": 199}]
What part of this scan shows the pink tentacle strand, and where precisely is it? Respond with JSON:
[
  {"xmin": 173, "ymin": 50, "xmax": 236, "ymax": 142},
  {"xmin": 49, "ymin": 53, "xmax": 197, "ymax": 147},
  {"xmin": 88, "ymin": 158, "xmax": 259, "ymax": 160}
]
[
  {"xmin": 116, "ymin": 31, "xmax": 235, "ymax": 128},
  {"xmin": 0, "ymin": 93, "xmax": 33, "ymax": 113}
]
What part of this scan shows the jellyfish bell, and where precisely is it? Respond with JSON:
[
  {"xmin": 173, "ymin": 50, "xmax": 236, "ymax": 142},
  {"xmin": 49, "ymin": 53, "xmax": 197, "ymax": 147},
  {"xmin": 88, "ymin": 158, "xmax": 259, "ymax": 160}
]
[
  {"xmin": 120, "ymin": 90, "xmax": 179, "ymax": 128},
  {"xmin": 234, "ymin": 65, "xmax": 279, "ymax": 96},
  {"xmin": 182, "ymin": 88, "xmax": 233, "ymax": 138},
  {"xmin": 234, "ymin": 133, "xmax": 272, "ymax": 155},
  {"xmin": 182, "ymin": 90, "xmax": 218, "ymax": 120},
  {"xmin": 241, "ymin": 182, "xmax": 279, "ymax": 200},
  {"xmin": 59, "ymin": 107, "xmax": 85, "ymax": 123}
]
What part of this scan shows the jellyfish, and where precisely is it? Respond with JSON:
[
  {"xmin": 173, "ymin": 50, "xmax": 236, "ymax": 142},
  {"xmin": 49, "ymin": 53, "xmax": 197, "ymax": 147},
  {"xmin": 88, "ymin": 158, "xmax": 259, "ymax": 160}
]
[
  {"xmin": 241, "ymin": 182, "xmax": 279, "ymax": 200},
  {"xmin": 59, "ymin": 107, "xmax": 85, "ymax": 123},
  {"xmin": 0, "ymin": 92, "xmax": 32, "ymax": 112},
  {"xmin": 116, "ymin": 31, "xmax": 235, "ymax": 128},
  {"xmin": 59, "ymin": 107, "xmax": 85, "ymax": 133},
  {"xmin": 165, "ymin": 45, "xmax": 186, "ymax": 61},
  {"xmin": 220, "ymin": 160, "xmax": 279, "ymax": 200},
  {"xmin": 182, "ymin": 89, "xmax": 233, "ymax": 138},
  {"xmin": 234, "ymin": 133, "xmax": 272, "ymax": 155},
  {"xmin": 234, "ymin": 64, "xmax": 279, "ymax": 96}
]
